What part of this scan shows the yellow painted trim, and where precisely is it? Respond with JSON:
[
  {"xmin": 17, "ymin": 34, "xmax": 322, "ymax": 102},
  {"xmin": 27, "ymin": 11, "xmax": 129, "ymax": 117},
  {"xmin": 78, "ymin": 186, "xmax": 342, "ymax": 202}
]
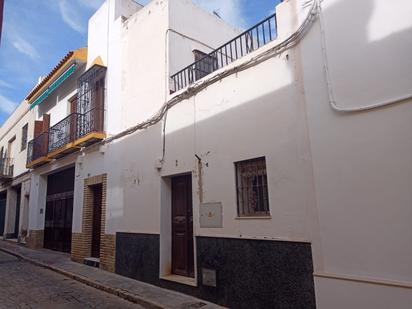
[
  {"xmin": 27, "ymin": 47, "xmax": 87, "ymax": 104},
  {"xmin": 48, "ymin": 132, "xmax": 105, "ymax": 158},
  {"xmin": 27, "ymin": 131, "xmax": 105, "ymax": 168},
  {"xmin": 26, "ymin": 156, "xmax": 51, "ymax": 169},
  {"xmin": 90, "ymin": 56, "xmax": 105, "ymax": 68},
  {"xmin": 72, "ymin": 48, "xmax": 88, "ymax": 62},
  {"xmin": 73, "ymin": 132, "xmax": 106, "ymax": 146},
  {"xmin": 47, "ymin": 142, "xmax": 79, "ymax": 159}
]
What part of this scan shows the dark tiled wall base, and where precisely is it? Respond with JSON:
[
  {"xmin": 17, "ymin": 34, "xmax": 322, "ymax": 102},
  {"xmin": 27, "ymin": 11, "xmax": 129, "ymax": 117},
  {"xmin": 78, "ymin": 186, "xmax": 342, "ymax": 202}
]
[
  {"xmin": 196, "ymin": 236, "xmax": 316, "ymax": 309},
  {"xmin": 115, "ymin": 233, "xmax": 316, "ymax": 308},
  {"xmin": 115, "ymin": 232, "xmax": 160, "ymax": 285}
]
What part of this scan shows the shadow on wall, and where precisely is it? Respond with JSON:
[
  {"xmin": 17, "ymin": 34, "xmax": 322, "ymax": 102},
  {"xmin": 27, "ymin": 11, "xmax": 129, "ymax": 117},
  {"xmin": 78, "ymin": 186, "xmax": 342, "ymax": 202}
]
[
  {"xmin": 321, "ymin": 0, "xmax": 412, "ymax": 110},
  {"xmin": 111, "ymin": 55, "xmax": 318, "ymax": 308},
  {"xmin": 309, "ymin": 0, "xmax": 412, "ymax": 278},
  {"xmin": 105, "ymin": 0, "xmax": 412, "ymax": 307}
]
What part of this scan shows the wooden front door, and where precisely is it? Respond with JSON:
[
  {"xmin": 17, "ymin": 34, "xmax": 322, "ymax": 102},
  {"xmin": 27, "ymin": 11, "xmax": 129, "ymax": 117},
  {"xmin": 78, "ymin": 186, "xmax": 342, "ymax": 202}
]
[
  {"xmin": 91, "ymin": 184, "xmax": 102, "ymax": 258},
  {"xmin": 171, "ymin": 174, "xmax": 194, "ymax": 277}
]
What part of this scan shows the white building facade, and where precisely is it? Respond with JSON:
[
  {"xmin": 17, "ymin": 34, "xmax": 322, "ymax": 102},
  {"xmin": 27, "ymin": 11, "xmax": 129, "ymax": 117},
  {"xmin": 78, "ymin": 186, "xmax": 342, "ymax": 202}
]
[
  {"xmin": 0, "ymin": 99, "xmax": 34, "ymax": 243},
  {"xmin": 1, "ymin": 0, "xmax": 410, "ymax": 308}
]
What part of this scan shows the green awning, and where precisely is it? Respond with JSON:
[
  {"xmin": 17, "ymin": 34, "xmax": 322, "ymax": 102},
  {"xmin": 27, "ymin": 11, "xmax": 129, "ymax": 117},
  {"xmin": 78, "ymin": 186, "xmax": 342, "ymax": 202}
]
[{"xmin": 30, "ymin": 63, "xmax": 77, "ymax": 110}]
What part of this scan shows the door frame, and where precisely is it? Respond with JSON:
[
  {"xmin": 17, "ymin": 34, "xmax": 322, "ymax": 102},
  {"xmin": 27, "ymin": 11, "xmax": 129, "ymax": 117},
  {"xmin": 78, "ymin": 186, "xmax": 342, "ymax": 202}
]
[
  {"xmin": 159, "ymin": 173, "xmax": 197, "ymax": 285},
  {"xmin": 90, "ymin": 183, "xmax": 103, "ymax": 259},
  {"xmin": 171, "ymin": 174, "xmax": 194, "ymax": 277}
]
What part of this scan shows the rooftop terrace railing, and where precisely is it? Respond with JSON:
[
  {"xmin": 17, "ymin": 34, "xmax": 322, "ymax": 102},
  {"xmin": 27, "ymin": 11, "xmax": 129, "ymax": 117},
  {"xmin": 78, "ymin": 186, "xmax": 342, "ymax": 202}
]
[{"xmin": 170, "ymin": 13, "xmax": 278, "ymax": 92}]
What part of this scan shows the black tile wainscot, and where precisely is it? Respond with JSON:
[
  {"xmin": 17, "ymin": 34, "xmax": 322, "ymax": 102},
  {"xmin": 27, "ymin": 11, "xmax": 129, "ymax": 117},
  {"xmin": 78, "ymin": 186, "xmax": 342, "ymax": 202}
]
[{"xmin": 115, "ymin": 233, "xmax": 316, "ymax": 308}]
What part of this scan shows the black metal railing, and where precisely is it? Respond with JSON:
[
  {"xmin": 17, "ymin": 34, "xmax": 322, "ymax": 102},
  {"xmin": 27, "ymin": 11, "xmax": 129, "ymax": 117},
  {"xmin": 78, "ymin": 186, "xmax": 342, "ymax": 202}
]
[
  {"xmin": 27, "ymin": 108, "xmax": 105, "ymax": 165},
  {"xmin": 48, "ymin": 108, "xmax": 104, "ymax": 153},
  {"xmin": 48, "ymin": 113, "xmax": 79, "ymax": 153},
  {"xmin": 77, "ymin": 108, "xmax": 104, "ymax": 140},
  {"xmin": 27, "ymin": 131, "xmax": 49, "ymax": 165},
  {"xmin": 0, "ymin": 156, "xmax": 13, "ymax": 178},
  {"xmin": 170, "ymin": 13, "xmax": 277, "ymax": 92}
]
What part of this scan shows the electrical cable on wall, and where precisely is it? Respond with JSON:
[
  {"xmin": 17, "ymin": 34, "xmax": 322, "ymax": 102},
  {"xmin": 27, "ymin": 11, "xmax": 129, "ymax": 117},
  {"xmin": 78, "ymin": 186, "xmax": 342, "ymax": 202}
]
[
  {"xmin": 103, "ymin": 0, "xmax": 319, "ymax": 145},
  {"xmin": 316, "ymin": 0, "xmax": 412, "ymax": 112}
]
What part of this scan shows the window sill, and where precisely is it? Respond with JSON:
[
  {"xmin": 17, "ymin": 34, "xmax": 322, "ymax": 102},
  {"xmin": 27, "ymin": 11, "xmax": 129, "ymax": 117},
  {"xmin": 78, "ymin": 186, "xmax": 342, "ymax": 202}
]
[
  {"xmin": 160, "ymin": 274, "xmax": 198, "ymax": 287},
  {"xmin": 235, "ymin": 216, "xmax": 272, "ymax": 220}
]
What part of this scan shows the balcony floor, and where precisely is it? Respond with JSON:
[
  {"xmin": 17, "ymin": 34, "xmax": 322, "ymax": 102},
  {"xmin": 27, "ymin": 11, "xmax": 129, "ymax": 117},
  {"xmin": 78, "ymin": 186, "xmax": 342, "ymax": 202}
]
[
  {"xmin": 47, "ymin": 131, "xmax": 106, "ymax": 160},
  {"xmin": 26, "ymin": 156, "xmax": 51, "ymax": 169}
]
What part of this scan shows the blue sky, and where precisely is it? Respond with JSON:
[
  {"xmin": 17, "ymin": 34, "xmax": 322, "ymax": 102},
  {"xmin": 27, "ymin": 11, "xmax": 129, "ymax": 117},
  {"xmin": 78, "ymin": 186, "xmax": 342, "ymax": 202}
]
[{"xmin": 0, "ymin": 0, "xmax": 280, "ymax": 124}]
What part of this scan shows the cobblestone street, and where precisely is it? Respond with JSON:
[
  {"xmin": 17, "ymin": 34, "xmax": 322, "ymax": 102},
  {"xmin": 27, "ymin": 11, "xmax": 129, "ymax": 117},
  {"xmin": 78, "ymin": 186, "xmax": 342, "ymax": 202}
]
[{"xmin": 0, "ymin": 251, "xmax": 144, "ymax": 309}]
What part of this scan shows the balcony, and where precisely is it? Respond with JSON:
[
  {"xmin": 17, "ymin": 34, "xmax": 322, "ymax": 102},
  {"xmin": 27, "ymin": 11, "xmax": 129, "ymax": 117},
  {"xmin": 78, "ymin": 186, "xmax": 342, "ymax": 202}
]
[
  {"xmin": 170, "ymin": 13, "xmax": 277, "ymax": 92},
  {"xmin": 0, "ymin": 156, "xmax": 13, "ymax": 180},
  {"xmin": 48, "ymin": 108, "xmax": 105, "ymax": 159},
  {"xmin": 27, "ymin": 132, "xmax": 50, "ymax": 168},
  {"xmin": 26, "ymin": 108, "xmax": 105, "ymax": 168}
]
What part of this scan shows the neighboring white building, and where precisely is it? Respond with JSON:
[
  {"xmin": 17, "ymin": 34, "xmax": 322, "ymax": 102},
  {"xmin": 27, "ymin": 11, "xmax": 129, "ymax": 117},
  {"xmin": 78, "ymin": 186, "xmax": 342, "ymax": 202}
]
[
  {"xmin": 0, "ymin": 99, "xmax": 34, "ymax": 243},
  {"xmin": 1, "ymin": 0, "xmax": 411, "ymax": 308}
]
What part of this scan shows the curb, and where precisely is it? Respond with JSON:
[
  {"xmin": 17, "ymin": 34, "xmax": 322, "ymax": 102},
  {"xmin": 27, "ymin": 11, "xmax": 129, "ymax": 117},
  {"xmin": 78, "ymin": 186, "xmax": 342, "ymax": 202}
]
[{"xmin": 0, "ymin": 246, "xmax": 164, "ymax": 309}]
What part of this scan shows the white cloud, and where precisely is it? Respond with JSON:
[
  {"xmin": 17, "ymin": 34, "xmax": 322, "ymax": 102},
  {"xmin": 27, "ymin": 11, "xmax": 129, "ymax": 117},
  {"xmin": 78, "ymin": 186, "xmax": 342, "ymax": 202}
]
[
  {"xmin": 0, "ymin": 95, "xmax": 18, "ymax": 114},
  {"xmin": 77, "ymin": 0, "xmax": 104, "ymax": 10},
  {"xmin": 58, "ymin": 0, "xmax": 86, "ymax": 33},
  {"xmin": 0, "ymin": 80, "xmax": 13, "ymax": 89},
  {"xmin": 11, "ymin": 36, "xmax": 40, "ymax": 60},
  {"xmin": 193, "ymin": 0, "xmax": 246, "ymax": 29}
]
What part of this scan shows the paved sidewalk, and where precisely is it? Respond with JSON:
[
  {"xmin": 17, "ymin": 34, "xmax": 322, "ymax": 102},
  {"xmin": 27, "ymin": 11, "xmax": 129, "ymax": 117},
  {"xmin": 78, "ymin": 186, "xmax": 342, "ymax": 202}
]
[{"xmin": 0, "ymin": 240, "xmax": 222, "ymax": 309}]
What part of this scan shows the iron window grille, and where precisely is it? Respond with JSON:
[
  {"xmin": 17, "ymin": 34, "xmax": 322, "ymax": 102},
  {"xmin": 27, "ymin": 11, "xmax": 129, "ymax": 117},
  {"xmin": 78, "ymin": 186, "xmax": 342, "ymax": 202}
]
[
  {"xmin": 21, "ymin": 123, "xmax": 28, "ymax": 151},
  {"xmin": 235, "ymin": 157, "xmax": 270, "ymax": 217}
]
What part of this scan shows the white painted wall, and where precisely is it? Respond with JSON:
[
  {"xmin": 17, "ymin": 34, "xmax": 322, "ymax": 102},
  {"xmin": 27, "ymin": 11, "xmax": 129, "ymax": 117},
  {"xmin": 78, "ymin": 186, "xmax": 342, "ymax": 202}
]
[
  {"xmin": 70, "ymin": 0, "xmax": 244, "ymax": 237},
  {"xmin": 0, "ymin": 100, "xmax": 35, "ymax": 178},
  {"xmin": 87, "ymin": 0, "xmax": 142, "ymax": 67},
  {"xmin": 298, "ymin": 0, "xmax": 412, "ymax": 307},
  {"xmin": 168, "ymin": 0, "xmax": 241, "ymax": 78},
  {"xmin": 160, "ymin": 50, "xmax": 314, "ymax": 242},
  {"xmin": 17, "ymin": 0, "xmax": 412, "ymax": 306},
  {"xmin": 28, "ymin": 154, "xmax": 77, "ymax": 231},
  {"xmin": 119, "ymin": 0, "xmax": 169, "ymax": 129},
  {"xmin": 315, "ymin": 276, "xmax": 412, "ymax": 309},
  {"xmin": 87, "ymin": 0, "xmax": 143, "ymax": 134},
  {"xmin": 95, "ymin": 0, "xmax": 412, "ymax": 306},
  {"xmin": 36, "ymin": 66, "xmax": 85, "ymax": 125}
]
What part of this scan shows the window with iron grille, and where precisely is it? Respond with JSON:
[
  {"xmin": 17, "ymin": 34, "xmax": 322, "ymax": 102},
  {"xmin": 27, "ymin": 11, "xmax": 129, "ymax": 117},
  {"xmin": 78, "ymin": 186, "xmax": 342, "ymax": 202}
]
[
  {"xmin": 235, "ymin": 157, "xmax": 270, "ymax": 216},
  {"xmin": 21, "ymin": 123, "xmax": 28, "ymax": 151}
]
